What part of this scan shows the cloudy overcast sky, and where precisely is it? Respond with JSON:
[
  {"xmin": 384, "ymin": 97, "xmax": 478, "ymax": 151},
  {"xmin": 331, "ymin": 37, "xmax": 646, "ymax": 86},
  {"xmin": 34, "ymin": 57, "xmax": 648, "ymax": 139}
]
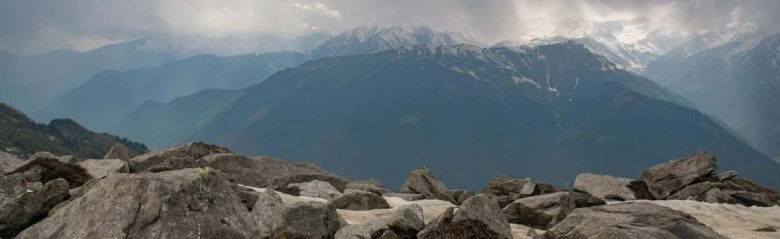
[{"xmin": 1, "ymin": 0, "xmax": 779, "ymax": 54}]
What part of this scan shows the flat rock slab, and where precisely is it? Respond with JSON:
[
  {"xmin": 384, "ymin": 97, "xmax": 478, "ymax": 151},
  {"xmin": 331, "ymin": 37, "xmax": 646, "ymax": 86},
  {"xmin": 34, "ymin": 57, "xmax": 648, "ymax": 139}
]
[
  {"xmin": 574, "ymin": 173, "xmax": 637, "ymax": 200},
  {"xmin": 540, "ymin": 201, "xmax": 727, "ymax": 239},
  {"xmin": 644, "ymin": 200, "xmax": 780, "ymax": 239}
]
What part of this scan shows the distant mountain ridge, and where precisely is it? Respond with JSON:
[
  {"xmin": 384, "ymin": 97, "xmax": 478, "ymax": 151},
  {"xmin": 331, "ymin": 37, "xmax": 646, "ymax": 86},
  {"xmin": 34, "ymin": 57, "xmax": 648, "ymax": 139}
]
[
  {"xmin": 0, "ymin": 103, "xmax": 147, "ymax": 159},
  {"xmin": 35, "ymin": 51, "xmax": 312, "ymax": 133},
  {"xmin": 115, "ymin": 89, "xmax": 246, "ymax": 149},
  {"xmin": 0, "ymin": 39, "xmax": 177, "ymax": 113},
  {"xmin": 643, "ymin": 26, "xmax": 780, "ymax": 159},
  {"xmin": 0, "ymin": 32, "xmax": 332, "ymax": 114},
  {"xmin": 38, "ymin": 26, "xmax": 480, "ymax": 134},
  {"xmin": 178, "ymin": 41, "xmax": 780, "ymax": 190}
]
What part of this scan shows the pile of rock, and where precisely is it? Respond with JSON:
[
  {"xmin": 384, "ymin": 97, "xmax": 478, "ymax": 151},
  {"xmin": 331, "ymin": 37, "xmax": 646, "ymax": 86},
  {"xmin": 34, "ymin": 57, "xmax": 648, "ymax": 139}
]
[
  {"xmin": 1, "ymin": 143, "xmax": 777, "ymax": 238},
  {"xmin": 574, "ymin": 151, "xmax": 780, "ymax": 207}
]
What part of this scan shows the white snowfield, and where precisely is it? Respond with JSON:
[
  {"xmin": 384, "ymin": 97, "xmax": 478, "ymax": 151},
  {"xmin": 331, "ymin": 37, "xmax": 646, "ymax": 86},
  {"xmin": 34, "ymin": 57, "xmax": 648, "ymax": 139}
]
[{"xmin": 241, "ymin": 185, "xmax": 779, "ymax": 239}]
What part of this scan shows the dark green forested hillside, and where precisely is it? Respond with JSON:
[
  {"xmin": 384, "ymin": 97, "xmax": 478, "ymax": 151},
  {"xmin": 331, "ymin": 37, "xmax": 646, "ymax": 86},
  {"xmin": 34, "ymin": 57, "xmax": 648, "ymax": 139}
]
[{"xmin": 0, "ymin": 103, "xmax": 147, "ymax": 159}]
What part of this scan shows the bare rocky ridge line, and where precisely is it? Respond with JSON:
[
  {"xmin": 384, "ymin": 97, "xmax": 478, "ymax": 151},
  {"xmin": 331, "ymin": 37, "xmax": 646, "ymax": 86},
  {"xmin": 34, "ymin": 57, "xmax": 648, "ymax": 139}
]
[{"xmin": 0, "ymin": 143, "xmax": 778, "ymax": 238}]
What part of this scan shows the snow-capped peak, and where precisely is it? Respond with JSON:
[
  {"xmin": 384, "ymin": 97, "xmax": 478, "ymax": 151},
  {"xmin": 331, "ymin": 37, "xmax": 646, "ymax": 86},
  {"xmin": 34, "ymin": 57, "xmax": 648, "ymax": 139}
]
[
  {"xmin": 497, "ymin": 17, "xmax": 689, "ymax": 71},
  {"xmin": 311, "ymin": 25, "xmax": 483, "ymax": 57}
]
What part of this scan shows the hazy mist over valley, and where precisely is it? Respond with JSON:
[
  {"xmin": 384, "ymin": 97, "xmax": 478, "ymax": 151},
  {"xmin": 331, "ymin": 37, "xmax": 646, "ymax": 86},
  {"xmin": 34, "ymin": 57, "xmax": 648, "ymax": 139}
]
[{"xmin": 2, "ymin": 1, "xmax": 780, "ymax": 238}]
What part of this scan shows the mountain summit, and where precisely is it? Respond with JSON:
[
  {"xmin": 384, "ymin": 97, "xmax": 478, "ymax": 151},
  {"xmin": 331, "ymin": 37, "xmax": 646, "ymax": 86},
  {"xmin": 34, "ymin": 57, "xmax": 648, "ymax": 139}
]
[
  {"xmin": 312, "ymin": 25, "xmax": 482, "ymax": 57},
  {"xmin": 497, "ymin": 17, "xmax": 688, "ymax": 71}
]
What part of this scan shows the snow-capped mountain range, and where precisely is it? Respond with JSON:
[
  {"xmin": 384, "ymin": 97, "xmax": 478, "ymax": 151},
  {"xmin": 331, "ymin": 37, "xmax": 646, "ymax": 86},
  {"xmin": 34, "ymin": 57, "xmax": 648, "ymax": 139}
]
[
  {"xmin": 495, "ymin": 17, "xmax": 689, "ymax": 71},
  {"xmin": 644, "ymin": 24, "xmax": 765, "ymax": 86},
  {"xmin": 311, "ymin": 25, "xmax": 483, "ymax": 57}
]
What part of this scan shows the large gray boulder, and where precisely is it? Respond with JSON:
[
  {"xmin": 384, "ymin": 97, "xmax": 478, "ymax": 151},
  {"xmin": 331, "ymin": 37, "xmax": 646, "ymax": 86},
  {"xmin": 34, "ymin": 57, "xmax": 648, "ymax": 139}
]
[
  {"xmin": 482, "ymin": 176, "xmax": 557, "ymax": 208},
  {"xmin": 15, "ymin": 168, "xmax": 259, "ymax": 238},
  {"xmin": 502, "ymin": 192, "xmax": 576, "ymax": 229},
  {"xmin": 335, "ymin": 203, "xmax": 424, "ymax": 238},
  {"xmin": 252, "ymin": 189, "xmax": 342, "ymax": 238},
  {"xmin": 574, "ymin": 173, "xmax": 638, "ymax": 201},
  {"xmin": 103, "ymin": 144, "xmax": 130, "ymax": 161},
  {"xmin": 0, "ymin": 178, "xmax": 69, "ymax": 237},
  {"xmin": 270, "ymin": 202, "xmax": 342, "ymax": 238},
  {"xmin": 129, "ymin": 142, "xmax": 232, "ymax": 172},
  {"xmin": 418, "ymin": 194, "xmax": 512, "ymax": 239},
  {"xmin": 329, "ymin": 191, "xmax": 391, "ymax": 211},
  {"xmin": 539, "ymin": 202, "xmax": 727, "ymax": 239},
  {"xmin": 251, "ymin": 189, "xmax": 285, "ymax": 237},
  {"xmin": 400, "ymin": 168, "xmax": 453, "ymax": 202},
  {"xmin": 387, "ymin": 204, "xmax": 425, "ymax": 237},
  {"xmin": 641, "ymin": 151, "xmax": 718, "ymax": 199},
  {"xmin": 200, "ymin": 153, "xmax": 349, "ymax": 192},
  {"xmin": 417, "ymin": 207, "xmax": 455, "ymax": 239},
  {"xmin": 77, "ymin": 159, "xmax": 129, "ymax": 179},
  {"xmin": 283, "ymin": 180, "xmax": 343, "ymax": 200}
]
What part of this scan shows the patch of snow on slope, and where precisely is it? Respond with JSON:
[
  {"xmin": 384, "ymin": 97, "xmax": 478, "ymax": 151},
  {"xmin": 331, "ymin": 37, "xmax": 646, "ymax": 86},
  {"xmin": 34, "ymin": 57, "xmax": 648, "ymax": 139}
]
[
  {"xmin": 545, "ymin": 68, "xmax": 560, "ymax": 96},
  {"xmin": 513, "ymin": 76, "xmax": 541, "ymax": 88},
  {"xmin": 498, "ymin": 18, "xmax": 688, "ymax": 71}
]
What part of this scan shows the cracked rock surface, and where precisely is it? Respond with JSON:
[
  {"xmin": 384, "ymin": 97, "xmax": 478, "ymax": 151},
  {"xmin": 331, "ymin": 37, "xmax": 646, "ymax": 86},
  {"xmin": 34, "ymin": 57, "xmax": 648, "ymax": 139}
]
[{"xmin": 14, "ymin": 168, "xmax": 258, "ymax": 239}]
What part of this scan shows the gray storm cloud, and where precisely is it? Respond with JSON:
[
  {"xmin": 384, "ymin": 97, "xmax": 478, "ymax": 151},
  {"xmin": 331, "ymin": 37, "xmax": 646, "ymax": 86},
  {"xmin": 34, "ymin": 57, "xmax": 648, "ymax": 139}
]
[{"xmin": 1, "ymin": 0, "xmax": 778, "ymax": 54}]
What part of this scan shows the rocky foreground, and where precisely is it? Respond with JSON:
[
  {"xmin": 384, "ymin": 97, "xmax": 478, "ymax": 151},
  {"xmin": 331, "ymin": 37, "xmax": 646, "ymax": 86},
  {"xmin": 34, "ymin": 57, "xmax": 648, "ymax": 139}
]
[{"xmin": 0, "ymin": 143, "xmax": 778, "ymax": 238}]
